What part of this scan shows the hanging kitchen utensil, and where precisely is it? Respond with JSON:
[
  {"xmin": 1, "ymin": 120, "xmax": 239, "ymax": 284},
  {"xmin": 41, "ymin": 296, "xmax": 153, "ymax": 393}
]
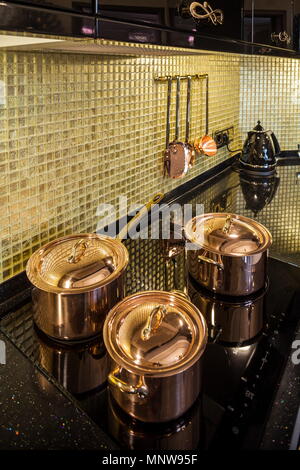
[
  {"xmin": 185, "ymin": 75, "xmax": 196, "ymax": 168},
  {"xmin": 166, "ymin": 76, "xmax": 190, "ymax": 179},
  {"xmin": 104, "ymin": 290, "xmax": 207, "ymax": 423},
  {"xmin": 26, "ymin": 192, "xmax": 164, "ymax": 341},
  {"xmin": 194, "ymin": 76, "xmax": 217, "ymax": 157},
  {"xmin": 163, "ymin": 77, "xmax": 172, "ymax": 177}
]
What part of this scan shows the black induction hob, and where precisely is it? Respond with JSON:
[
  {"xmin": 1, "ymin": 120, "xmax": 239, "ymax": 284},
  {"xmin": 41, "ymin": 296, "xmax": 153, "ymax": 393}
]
[{"xmin": 1, "ymin": 159, "xmax": 300, "ymax": 451}]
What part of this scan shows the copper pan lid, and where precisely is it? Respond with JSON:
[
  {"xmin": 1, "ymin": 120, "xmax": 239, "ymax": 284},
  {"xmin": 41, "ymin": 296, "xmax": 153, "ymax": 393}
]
[
  {"xmin": 184, "ymin": 213, "xmax": 272, "ymax": 256},
  {"xmin": 26, "ymin": 233, "xmax": 129, "ymax": 294},
  {"xmin": 103, "ymin": 291, "xmax": 208, "ymax": 378}
]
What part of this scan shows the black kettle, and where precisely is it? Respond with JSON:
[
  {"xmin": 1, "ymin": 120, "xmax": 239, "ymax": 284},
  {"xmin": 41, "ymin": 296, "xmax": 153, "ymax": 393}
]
[{"xmin": 240, "ymin": 121, "xmax": 281, "ymax": 174}]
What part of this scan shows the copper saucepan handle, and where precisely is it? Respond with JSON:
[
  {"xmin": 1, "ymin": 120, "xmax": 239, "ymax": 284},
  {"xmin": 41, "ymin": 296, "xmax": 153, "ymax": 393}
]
[
  {"xmin": 117, "ymin": 192, "xmax": 164, "ymax": 241},
  {"xmin": 108, "ymin": 367, "xmax": 149, "ymax": 399}
]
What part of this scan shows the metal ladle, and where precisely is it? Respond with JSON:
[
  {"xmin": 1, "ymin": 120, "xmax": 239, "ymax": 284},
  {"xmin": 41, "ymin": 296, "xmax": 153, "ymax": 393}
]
[{"xmin": 185, "ymin": 75, "xmax": 196, "ymax": 168}]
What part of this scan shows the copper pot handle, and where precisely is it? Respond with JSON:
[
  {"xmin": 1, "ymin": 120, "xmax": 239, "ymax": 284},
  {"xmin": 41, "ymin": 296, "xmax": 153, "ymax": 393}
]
[
  {"xmin": 67, "ymin": 239, "xmax": 89, "ymax": 264},
  {"xmin": 222, "ymin": 215, "xmax": 233, "ymax": 234},
  {"xmin": 108, "ymin": 367, "xmax": 149, "ymax": 399},
  {"xmin": 198, "ymin": 254, "xmax": 224, "ymax": 270},
  {"xmin": 141, "ymin": 305, "xmax": 167, "ymax": 341}
]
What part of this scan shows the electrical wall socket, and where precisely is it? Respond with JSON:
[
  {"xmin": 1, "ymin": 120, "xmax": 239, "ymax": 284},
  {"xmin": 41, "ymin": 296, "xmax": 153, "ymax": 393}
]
[{"xmin": 214, "ymin": 126, "xmax": 234, "ymax": 149}]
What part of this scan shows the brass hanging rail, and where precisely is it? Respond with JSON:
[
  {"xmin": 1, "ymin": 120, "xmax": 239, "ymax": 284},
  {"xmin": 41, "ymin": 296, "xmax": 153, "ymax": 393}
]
[{"xmin": 154, "ymin": 74, "xmax": 208, "ymax": 82}]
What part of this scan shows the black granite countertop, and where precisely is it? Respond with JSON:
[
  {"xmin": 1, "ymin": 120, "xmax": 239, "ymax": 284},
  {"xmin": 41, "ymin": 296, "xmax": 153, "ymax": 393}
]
[
  {"xmin": 0, "ymin": 331, "xmax": 116, "ymax": 450},
  {"xmin": 1, "ymin": 156, "xmax": 300, "ymax": 451}
]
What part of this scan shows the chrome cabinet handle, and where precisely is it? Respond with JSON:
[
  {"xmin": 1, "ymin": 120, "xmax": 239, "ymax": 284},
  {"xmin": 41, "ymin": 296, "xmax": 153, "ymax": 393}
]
[
  {"xmin": 190, "ymin": 1, "xmax": 224, "ymax": 26},
  {"xmin": 271, "ymin": 31, "xmax": 291, "ymax": 45}
]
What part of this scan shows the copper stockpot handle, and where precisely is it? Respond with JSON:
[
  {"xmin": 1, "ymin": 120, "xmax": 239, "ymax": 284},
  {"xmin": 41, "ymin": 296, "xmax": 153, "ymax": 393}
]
[
  {"xmin": 198, "ymin": 254, "xmax": 224, "ymax": 270},
  {"xmin": 108, "ymin": 367, "xmax": 149, "ymax": 399},
  {"xmin": 67, "ymin": 239, "xmax": 89, "ymax": 264}
]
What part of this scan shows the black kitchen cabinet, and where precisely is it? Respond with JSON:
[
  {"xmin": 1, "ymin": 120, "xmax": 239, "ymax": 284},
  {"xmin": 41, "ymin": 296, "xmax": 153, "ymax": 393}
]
[
  {"xmin": 98, "ymin": 1, "xmax": 244, "ymax": 41},
  {"xmin": 6, "ymin": 0, "xmax": 98, "ymax": 15},
  {"xmin": 0, "ymin": 2, "xmax": 96, "ymax": 37},
  {"xmin": 1, "ymin": 1, "xmax": 300, "ymax": 56},
  {"xmin": 243, "ymin": 0, "xmax": 300, "ymax": 52},
  {"xmin": 293, "ymin": 0, "xmax": 300, "ymax": 52}
]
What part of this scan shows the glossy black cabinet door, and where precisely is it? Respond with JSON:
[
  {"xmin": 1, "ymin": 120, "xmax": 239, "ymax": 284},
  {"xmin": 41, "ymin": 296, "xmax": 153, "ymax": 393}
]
[
  {"xmin": 0, "ymin": 3, "xmax": 96, "ymax": 37},
  {"xmin": 98, "ymin": 1, "xmax": 244, "ymax": 41},
  {"xmin": 243, "ymin": 1, "xmax": 294, "ymax": 50},
  {"xmin": 7, "ymin": 0, "xmax": 97, "ymax": 14},
  {"xmin": 293, "ymin": 0, "xmax": 300, "ymax": 52}
]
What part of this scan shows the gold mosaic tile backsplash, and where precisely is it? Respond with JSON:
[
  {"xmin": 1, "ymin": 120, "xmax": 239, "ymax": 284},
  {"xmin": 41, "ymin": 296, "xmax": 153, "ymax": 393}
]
[{"xmin": 0, "ymin": 46, "xmax": 299, "ymax": 282}]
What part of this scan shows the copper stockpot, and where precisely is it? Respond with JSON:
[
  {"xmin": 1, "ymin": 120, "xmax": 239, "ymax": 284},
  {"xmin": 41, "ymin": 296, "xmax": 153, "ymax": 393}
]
[
  {"xmin": 185, "ymin": 213, "xmax": 272, "ymax": 297},
  {"xmin": 103, "ymin": 291, "xmax": 208, "ymax": 423},
  {"xmin": 26, "ymin": 234, "xmax": 129, "ymax": 341}
]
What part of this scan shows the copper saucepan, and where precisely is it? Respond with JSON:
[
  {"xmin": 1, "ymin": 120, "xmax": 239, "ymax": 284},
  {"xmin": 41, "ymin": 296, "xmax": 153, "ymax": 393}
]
[
  {"xmin": 26, "ymin": 193, "xmax": 164, "ymax": 341},
  {"xmin": 103, "ymin": 290, "xmax": 207, "ymax": 423}
]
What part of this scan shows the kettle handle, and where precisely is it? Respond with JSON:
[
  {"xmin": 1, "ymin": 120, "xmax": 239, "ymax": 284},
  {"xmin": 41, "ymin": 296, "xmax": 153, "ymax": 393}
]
[{"xmin": 267, "ymin": 131, "xmax": 281, "ymax": 155}]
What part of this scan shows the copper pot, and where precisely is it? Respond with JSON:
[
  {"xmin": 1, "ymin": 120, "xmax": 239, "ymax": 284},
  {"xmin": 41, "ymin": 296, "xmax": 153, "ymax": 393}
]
[
  {"xmin": 103, "ymin": 291, "xmax": 208, "ymax": 423},
  {"xmin": 185, "ymin": 213, "xmax": 272, "ymax": 296},
  {"xmin": 26, "ymin": 234, "xmax": 129, "ymax": 341},
  {"xmin": 35, "ymin": 328, "xmax": 109, "ymax": 395},
  {"xmin": 26, "ymin": 193, "xmax": 164, "ymax": 341}
]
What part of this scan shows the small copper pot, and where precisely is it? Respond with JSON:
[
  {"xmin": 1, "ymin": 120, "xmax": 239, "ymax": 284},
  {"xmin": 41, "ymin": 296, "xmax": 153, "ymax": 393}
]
[
  {"xmin": 26, "ymin": 234, "xmax": 129, "ymax": 341},
  {"xmin": 185, "ymin": 213, "xmax": 272, "ymax": 296},
  {"xmin": 103, "ymin": 291, "xmax": 207, "ymax": 423}
]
